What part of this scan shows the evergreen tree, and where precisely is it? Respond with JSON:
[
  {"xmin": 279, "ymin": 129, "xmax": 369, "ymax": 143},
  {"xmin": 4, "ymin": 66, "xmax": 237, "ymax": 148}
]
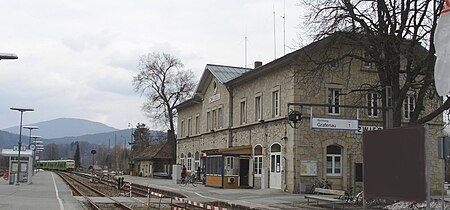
[{"xmin": 74, "ymin": 142, "xmax": 81, "ymax": 169}]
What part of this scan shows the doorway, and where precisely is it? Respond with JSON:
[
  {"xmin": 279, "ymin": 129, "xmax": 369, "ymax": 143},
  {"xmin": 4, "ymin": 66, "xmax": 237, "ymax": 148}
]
[
  {"xmin": 270, "ymin": 143, "xmax": 282, "ymax": 189},
  {"xmin": 239, "ymin": 158, "xmax": 249, "ymax": 187}
]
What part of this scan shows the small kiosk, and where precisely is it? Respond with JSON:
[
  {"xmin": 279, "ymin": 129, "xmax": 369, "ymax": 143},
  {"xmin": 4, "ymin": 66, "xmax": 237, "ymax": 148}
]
[
  {"xmin": 1, "ymin": 148, "xmax": 33, "ymax": 184},
  {"xmin": 202, "ymin": 145, "xmax": 252, "ymax": 189}
]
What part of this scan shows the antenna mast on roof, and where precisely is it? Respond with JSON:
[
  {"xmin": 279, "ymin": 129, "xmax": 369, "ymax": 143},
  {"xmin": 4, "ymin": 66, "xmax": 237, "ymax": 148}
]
[
  {"xmin": 245, "ymin": 36, "xmax": 248, "ymax": 68},
  {"xmin": 273, "ymin": 4, "xmax": 277, "ymax": 60},
  {"xmin": 282, "ymin": 0, "xmax": 286, "ymax": 56}
]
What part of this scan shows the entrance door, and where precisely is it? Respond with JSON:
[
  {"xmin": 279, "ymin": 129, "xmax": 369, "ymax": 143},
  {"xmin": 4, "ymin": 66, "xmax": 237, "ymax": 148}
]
[
  {"xmin": 270, "ymin": 143, "xmax": 282, "ymax": 189},
  {"xmin": 239, "ymin": 159, "xmax": 249, "ymax": 187}
]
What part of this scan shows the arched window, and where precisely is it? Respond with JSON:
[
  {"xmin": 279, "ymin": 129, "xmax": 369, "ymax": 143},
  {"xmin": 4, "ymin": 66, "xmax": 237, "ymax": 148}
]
[
  {"xmin": 180, "ymin": 153, "xmax": 185, "ymax": 167},
  {"xmin": 271, "ymin": 143, "xmax": 281, "ymax": 153},
  {"xmin": 194, "ymin": 151, "xmax": 200, "ymax": 171},
  {"xmin": 254, "ymin": 145, "xmax": 263, "ymax": 175},
  {"xmin": 187, "ymin": 152, "xmax": 193, "ymax": 171},
  {"xmin": 326, "ymin": 145, "xmax": 342, "ymax": 176}
]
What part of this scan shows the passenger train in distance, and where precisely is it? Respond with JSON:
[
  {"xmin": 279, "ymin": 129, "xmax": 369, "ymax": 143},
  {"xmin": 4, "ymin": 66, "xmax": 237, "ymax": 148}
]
[{"xmin": 37, "ymin": 160, "xmax": 75, "ymax": 171}]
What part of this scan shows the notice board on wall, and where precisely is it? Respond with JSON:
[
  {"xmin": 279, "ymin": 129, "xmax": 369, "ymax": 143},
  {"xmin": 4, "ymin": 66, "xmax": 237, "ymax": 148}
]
[{"xmin": 300, "ymin": 160, "xmax": 317, "ymax": 176}]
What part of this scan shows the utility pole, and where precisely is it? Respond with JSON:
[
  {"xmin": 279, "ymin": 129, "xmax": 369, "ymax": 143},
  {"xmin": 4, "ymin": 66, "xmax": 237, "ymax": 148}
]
[{"xmin": 282, "ymin": 0, "xmax": 286, "ymax": 56}]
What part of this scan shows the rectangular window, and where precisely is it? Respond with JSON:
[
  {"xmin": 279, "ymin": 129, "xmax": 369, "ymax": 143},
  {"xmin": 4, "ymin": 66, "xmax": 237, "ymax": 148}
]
[
  {"xmin": 195, "ymin": 115, "xmax": 199, "ymax": 134},
  {"xmin": 367, "ymin": 92, "xmax": 379, "ymax": 117},
  {"xmin": 326, "ymin": 154, "xmax": 342, "ymax": 176},
  {"xmin": 212, "ymin": 109, "xmax": 217, "ymax": 129},
  {"xmin": 206, "ymin": 111, "xmax": 211, "ymax": 131},
  {"xmin": 180, "ymin": 120, "xmax": 185, "ymax": 137},
  {"xmin": 255, "ymin": 95, "xmax": 262, "ymax": 121},
  {"xmin": 327, "ymin": 88, "xmax": 341, "ymax": 114},
  {"xmin": 187, "ymin": 118, "xmax": 192, "ymax": 136},
  {"xmin": 254, "ymin": 156, "xmax": 262, "ymax": 175},
  {"xmin": 225, "ymin": 157, "xmax": 234, "ymax": 170},
  {"xmin": 272, "ymin": 90, "xmax": 280, "ymax": 117},
  {"xmin": 187, "ymin": 158, "xmax": 192, "ymax": 171},
  {"xmin": 404, "ymin": 95, "xmax": 415, "ymax": 119},
  {"xmin": 218, "ymin": 107, "xmax": 223, "ymax": 128},
  {"xmin": 363, "ymin": 52, "xmax": 373, "ymax": 69},
  {"xmin": 240, "ymin": 100, "xmax": 247, "ymax": 124},
  {"xmin": 355, "ymin": 163, "xmax": 363, "ymax": 182}
]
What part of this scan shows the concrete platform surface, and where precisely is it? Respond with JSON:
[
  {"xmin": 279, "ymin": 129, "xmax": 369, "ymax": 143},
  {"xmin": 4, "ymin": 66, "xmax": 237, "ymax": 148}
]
[
  {"xmin": 120, "ymin": 175, "xmax": 312, "ymax": 210},
  {"xmin": 0, "ymin": 171, "xmax": 83, "ymax": 210}
]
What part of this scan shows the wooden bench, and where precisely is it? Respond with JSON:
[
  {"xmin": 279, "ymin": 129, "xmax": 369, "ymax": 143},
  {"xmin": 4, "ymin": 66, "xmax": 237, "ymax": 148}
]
[{"xmin": 305, "ymin": 188, "xmax": 346, "ymax": 209}]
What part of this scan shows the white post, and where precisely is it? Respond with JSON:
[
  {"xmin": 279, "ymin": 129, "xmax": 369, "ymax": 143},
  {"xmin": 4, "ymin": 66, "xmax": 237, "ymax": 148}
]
[
  {"xmin": 129, "ymin": 182, "xmax": 132, "ymax": 197},
  {"xmin": 147, "ymin": 188, "xmax": 150, "ymax": 206}
]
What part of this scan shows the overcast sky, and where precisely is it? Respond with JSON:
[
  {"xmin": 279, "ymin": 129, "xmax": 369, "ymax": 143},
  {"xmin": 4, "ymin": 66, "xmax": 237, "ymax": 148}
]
[{"xmin": 0, "ymin": 0, "xmax": 307, "ymax": 130}]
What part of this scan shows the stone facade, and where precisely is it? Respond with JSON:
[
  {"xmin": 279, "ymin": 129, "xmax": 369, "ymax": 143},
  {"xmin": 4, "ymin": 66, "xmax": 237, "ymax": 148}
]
[{"xmin": 176, "ymin": 36, "xmax": 445, "ymax": 195}]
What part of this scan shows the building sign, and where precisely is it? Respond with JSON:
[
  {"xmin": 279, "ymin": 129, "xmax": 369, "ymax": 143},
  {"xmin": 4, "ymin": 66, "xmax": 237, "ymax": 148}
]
[
  {"xmin": 300, "ymin": 160, "xmax": 317, "ymax": 176},
  {"xmin": 355, "ymin": 125, "xmax": 383, "ymax": 134},
  {"xmin": 209, "ymin": 94, "xmax": 220, "ymax": 103},
  {"xmin": 311, "ymin": 117, "xmax": 358, "ymax": 131}
]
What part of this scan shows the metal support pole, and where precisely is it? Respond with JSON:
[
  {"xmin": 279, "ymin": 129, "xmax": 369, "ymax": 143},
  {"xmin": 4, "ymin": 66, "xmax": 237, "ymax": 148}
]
[
  {"xmin": 442, "ymin": 158, "xmax": 445, "ymax": 210},
  {"xmin": 16, "ymin": 111, "xmax": 24, "ymax": 185},
  {"xmin": 425, "ymin": 124, "xmax": 431, "ymax": 210}
]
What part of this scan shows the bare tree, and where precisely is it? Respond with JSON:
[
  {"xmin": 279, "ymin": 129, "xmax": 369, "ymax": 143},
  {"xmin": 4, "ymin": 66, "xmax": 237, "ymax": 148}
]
[
  {"xmin": 44, "ymin": 143, "xmax": 60, "ymax": 160},
  {"xmin": 133, "ymin": 52, "xmax": 196, "ymax": 131},
  {"xmin": 300, "ymin": 0, "xmax": 448, "ymax": 127}
]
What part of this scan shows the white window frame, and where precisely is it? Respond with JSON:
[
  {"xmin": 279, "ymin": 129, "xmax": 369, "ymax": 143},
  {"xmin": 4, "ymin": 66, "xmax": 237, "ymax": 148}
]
[
  {"xmin": 206, "ymin": 111, "xmax": 211, "ymax": 131},
  {"xmin": 187, "ymin": 153, "xmax": 192, "ymax": 171},
  {"xmin": 326, "ymin": 154, "xmax": 342, "ymax": 176},
  {"xmin": 195, "ymin": 115, "xmax": 199, "ymax": 134},
  {"xmin": 404, "ymin": 95, "xmax": 416, "ymax": 119},
  {"xmin": 225, "ymin": 156, "xmax": 234, "ymax": 170},
  {"xmin": 212, "ymin": 109, "xmax": 217, "ymax": 129},
  {"xmin": 272, "ymin": 90, "xmax": 280, "ymax": 117},
  {"xmin": 218, "ymin": 106, "xmax": 223, "ymax": 128},
  {"xmin": 240, "ymin": 99, "xmax": 247, "ymax": 124},
  {"xmin": 327, "ymin": 88, "xmax": 341, "ymax": 115},
  {"xmin": 255, "ymin": 93, "xmax": 262, "ymax": 121},
  {"xmin": 367, "ymin": 92, "xmax": 380, "ymax": 117},
  {"xmin": 254, "ymin": 156, "xmax": 263, "ymax": 176},
  {"xmin": 180, "ymin": 120, "xmax": 185, "ymax": 137},
  {"xmin": 180, "ymin": 153, "xmax": 185, "ymax": 167},
  {"xmin": 187, "ymin": 118, "xmax": 192, "ymax": 136}
]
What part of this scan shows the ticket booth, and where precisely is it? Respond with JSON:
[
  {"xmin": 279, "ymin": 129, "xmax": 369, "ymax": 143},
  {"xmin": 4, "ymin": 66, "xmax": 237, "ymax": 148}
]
[
  {"xmin": 202, "ymin": 145, "xmax": 252, "ymax": 189},
  {"xmin": 1, "ymin": 148, "xmax": 33, "ymax": 184}
]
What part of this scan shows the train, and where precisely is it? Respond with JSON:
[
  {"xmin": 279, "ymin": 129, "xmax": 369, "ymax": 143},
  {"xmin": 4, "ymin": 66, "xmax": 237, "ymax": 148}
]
[{"xmin": 37, "ymin": 160, "xmax": 75, "ymax": 171}]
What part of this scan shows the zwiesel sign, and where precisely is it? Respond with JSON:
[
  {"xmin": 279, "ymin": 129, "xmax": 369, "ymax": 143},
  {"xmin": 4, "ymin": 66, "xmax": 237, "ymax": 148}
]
[{"xmin": 311, "ymin": 117, "xmax": 359, "ymax": 131}]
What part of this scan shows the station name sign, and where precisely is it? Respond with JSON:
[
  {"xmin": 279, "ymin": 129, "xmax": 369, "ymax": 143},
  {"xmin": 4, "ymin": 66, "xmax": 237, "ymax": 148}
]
[{"xmin": 311, "ymin": 117, "xmax": 359, "ymax": 131}]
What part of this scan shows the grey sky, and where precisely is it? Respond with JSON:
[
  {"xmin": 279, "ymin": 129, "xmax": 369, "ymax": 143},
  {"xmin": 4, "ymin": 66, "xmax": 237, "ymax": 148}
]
[{"xmin": 0, "ymin": 0, "xmax": 306, "ymax": 130}]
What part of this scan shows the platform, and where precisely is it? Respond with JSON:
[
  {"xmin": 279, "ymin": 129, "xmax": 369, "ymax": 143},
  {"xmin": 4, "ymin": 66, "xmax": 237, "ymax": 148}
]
[
  {"xmin": 120, "ymin": 175, "xmax": 310, "ymax": 209},
  {"xmin": 0, "ymin": 170, "xmax": 82, "ymax": 210}
]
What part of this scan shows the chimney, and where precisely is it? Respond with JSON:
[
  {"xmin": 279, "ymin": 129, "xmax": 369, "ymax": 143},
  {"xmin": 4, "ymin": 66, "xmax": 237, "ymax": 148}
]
[{"xmin": 254, "ymin": 61, "xmax": 263, "ymax": 69}]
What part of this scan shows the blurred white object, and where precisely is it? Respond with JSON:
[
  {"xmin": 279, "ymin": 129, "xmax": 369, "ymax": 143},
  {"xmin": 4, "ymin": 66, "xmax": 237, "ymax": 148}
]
[{"xmin": 434, "ymin": 0, "xmax": 450, "ymax": 97}]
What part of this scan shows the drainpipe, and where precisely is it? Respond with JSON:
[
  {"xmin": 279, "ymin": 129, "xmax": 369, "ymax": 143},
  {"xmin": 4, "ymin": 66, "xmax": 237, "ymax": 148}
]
[{"xmin": 226, "ymin": 86, "xmax": 234, "ymax": 148}]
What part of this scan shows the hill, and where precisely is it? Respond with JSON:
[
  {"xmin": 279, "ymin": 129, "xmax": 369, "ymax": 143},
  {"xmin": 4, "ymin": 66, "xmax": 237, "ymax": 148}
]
[
  {"xmin": 44, "ymin": 129, "xmax": 166, "ymax": 146},
  {"xmin": 2, "ymin": 118, "xmax": 118, "ymax": 139},
  {"xmin": 0, "ymin": 130, "xmax": 28, "ymax": 148}
]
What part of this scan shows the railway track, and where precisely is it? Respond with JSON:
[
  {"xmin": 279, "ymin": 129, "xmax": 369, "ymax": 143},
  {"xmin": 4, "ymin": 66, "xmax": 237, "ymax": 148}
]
[{"xmin": 56, "ymin": 171, "xmax": 134, "ymax": 210}]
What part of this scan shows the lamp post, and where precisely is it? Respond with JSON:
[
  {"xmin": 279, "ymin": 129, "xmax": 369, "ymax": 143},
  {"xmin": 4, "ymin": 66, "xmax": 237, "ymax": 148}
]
[
  {"xmin": 0, "ymin": 53, "xmax": 18, "ymax": 60},
  {"xmin": 23, "ymin": 126, "xmax": 38, "ymax": 149},
  {"xmin": 30, "ymin": 136, "xmax": 42, "ymax": 175},
  {"xmin": 10, "ymin": 107, "xmax": 34, "ymax": 185}
]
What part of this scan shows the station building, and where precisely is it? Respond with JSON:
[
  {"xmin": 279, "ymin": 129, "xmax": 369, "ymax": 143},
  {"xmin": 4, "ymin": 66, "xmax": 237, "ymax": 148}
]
[{"xmin": 175, "ymin": 33, "xmax": 444, "ymax": 194}]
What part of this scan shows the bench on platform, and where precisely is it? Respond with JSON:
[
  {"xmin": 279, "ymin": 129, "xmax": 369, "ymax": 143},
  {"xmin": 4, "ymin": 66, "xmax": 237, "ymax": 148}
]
[{"xmin": 305, "ymin": 188, "xmax": 346, "ymax": 209}]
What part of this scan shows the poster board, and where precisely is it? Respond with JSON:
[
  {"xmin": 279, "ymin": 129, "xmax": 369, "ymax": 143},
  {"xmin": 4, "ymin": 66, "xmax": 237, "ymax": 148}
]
[{"xmin": 300, "ymin": 160, "xmax": 317, "ymax": 176}]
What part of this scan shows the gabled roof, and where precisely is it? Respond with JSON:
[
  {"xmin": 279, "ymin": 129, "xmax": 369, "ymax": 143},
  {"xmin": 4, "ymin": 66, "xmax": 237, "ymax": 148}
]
[
  {"xmin": 206, "ymin": 64, "xmax": 251, "ymax": 84},
  {"xmin": 133, "ymin": 140, "xmax": 174, "ymax": 161}
]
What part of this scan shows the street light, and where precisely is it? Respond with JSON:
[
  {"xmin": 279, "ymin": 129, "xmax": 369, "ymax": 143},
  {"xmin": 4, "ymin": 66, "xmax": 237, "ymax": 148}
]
[
  {"xmin": 10, "ymin": 107, "xmax": 34, "ymax": 185},
  {"xmin": 0, "ymin": 52, "xmax": 18, "ymax": 60},
  {"xmin": 23, "ymin": 126, "xmax": 39, "ymax": 149}
]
